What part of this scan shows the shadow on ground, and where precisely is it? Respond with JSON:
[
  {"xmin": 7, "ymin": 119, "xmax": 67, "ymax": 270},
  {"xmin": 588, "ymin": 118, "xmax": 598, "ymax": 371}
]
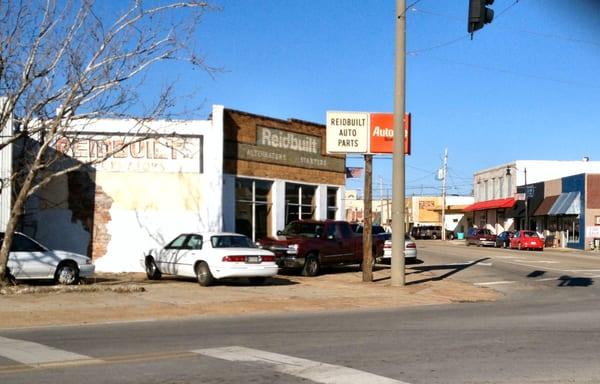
[{"xmin": 404, "ymin": 258, "xmax": 491, "ymax": 285}]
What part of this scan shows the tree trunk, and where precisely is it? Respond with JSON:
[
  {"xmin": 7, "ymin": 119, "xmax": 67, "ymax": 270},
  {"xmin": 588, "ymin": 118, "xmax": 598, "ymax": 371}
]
[{"xmin": 0, "ymin": 160, "xmax": 39, "ymax": 285}]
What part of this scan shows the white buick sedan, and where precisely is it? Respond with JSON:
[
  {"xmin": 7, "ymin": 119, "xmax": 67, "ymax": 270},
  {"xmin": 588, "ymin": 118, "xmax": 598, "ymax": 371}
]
[
  {"xmin": 144, "ymin": 232, "xmax": 278, "ymax": 286},
  {"xmin": 2, "ymin": 232, "xmax": 95, "ymax": 285},
  {"xmin": 380, "ymin": 235, "xmax": 418, "ymax": 263}
]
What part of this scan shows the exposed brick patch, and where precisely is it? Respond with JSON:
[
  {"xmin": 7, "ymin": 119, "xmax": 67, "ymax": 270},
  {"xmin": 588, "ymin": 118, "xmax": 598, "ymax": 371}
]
[{"xmin": 92, "ymin": 186, "xmax": 113, "ymax": 260}]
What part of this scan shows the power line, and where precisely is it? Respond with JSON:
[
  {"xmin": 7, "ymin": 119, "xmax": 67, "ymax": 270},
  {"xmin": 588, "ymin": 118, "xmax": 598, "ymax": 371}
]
[{"xmin": 414, "ymin": 54, "xmax": 600, "ymax": 90}]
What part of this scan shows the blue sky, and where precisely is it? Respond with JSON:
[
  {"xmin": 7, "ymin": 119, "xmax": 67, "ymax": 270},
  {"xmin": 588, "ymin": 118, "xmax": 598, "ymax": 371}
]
[{"xmin": 159, "ymin": 0, "xmax": 600, "ymax": 198}]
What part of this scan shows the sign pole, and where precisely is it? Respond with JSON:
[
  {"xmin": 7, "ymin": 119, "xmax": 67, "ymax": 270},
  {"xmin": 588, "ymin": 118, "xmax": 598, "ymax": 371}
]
[
  {"xmin": 391, "ymin": 0, "xmax": 406, "ymax": 287},
  {"xmin": 362, "ymin": 154, "xmax": 373, "ymax": 282}
]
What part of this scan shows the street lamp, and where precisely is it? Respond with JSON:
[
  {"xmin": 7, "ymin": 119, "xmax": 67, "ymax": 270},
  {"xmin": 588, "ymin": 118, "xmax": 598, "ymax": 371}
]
[{"xmin": 506, "ymin": 166, "xmax": 529, "ymax": 230}]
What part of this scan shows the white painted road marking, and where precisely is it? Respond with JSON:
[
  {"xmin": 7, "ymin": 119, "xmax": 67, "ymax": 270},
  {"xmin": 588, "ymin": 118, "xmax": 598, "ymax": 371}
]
[
  {"xmin": 474, "ymin": 281, "xmax": 516, "ymax": 286},
  {"xmin": 0, "ymin": 336, "xmax": 96, "ymax": 366},
  {"xmin": 193, "ymin": 346, "xmax": 410, "ymax": 384}
]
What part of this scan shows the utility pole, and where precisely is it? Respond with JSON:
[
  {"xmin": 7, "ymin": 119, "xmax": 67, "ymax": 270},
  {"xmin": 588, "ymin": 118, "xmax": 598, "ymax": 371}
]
[
  {"xmin": 391, "ymin": 0, "xmax": 406, "ymax": 287},
  {"xmin": 379, "ymin": 176, "xmax": 385, "ymax": 224},
  {"xmin": 441, "ymin": 148, "xmax": 448, "ymax": 240},
  {"xmin": 524, "ymin": 167, "xmax": 528, "ymax": 231}
]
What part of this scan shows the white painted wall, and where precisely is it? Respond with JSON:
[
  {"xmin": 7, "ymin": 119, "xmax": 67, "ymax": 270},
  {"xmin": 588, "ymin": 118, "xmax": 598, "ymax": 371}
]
[{"xmin": 34, "ymin": 105, "xmax": 224, "ymax": 273}]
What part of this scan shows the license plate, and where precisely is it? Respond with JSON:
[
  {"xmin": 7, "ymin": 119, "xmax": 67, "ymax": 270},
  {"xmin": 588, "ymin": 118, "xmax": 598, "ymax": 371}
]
[
  {"xmin": 246, "ymin": 256, "xmax": 260, "ymax": 263},
  {"xmin": 531, "ymin": 241, "xmax": 537, "ymax": 245}
]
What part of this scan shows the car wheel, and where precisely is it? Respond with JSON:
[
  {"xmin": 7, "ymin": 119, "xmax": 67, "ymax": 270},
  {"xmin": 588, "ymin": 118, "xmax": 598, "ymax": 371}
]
[
  {"xmin": 54, "ymin": 262, "xmax": 79, "ymax": 285},
  {"xmin": 302, "ymin": 254, "xmax": 320, "ymax": 277},
  {"xmin": 195, "ymin": 262, "xmax": 215, "ymax": 287},
  {"xmin": 248, "ymin": 276, "xmax": 267, "ymax": 285},
  {"xmin": 145, "ymin": 257, "xmax": 161, "ymax": 280}
]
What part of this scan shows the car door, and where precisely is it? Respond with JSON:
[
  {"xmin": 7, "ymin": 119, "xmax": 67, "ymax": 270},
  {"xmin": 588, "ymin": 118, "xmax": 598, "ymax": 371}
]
[
  {"xmin": 336, "ymin": 223, "xmax": 356, "ymax": 263},
  {"xmin": 10, "ymin": 234, "xmax": 55, "ymax": 279},
  {"xmin": 320, "ymin": 224, "xmax": 341, "ymax": 264},
  {"xmin": 156, "ymin": 234, "xmax": 188, "ymax": 275},
  {"xmin": 173, "ymin": 234, "xmax": 203, "ymax": 276},
  {"xmin": 510, "ymin": 231, "xmax": 520, "ymax": 249}
]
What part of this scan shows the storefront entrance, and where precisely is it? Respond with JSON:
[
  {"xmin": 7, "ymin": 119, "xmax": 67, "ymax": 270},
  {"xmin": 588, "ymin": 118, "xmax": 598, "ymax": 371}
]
[{"xmin": 235, "ymin": 178, "xmax": 272, "ymax": 241}]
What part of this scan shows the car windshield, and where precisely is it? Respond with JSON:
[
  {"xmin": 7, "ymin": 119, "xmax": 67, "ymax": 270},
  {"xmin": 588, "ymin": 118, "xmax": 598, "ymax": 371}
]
[
  {"xmin": 211, "ymin": 235, "xmax": 255, "ymax": 248},
  {"xmin": 523, "ymin": 231, "xmax": 539, "ymax": 238},
  {"xmin": 281, "ymin": 222, "xmax": 320, "ymax": 237}
]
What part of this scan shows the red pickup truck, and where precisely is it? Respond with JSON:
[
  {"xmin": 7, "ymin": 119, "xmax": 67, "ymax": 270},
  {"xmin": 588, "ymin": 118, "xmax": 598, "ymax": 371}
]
[{"xmin": 257, "ymin": 220, "xmax": 382, "ymax": 276}]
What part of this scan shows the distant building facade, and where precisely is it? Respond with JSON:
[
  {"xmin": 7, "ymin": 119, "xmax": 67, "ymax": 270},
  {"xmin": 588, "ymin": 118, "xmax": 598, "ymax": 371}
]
[{"xmin": 465, "ymin": 160, "xmax": 600, "ymax": 250}]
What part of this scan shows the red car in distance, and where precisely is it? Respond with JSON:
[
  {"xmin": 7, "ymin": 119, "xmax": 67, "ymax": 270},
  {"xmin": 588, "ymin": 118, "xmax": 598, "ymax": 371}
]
[{"xmin": 510, "ymin": 230, "xmax": 544, "ymax": 251}]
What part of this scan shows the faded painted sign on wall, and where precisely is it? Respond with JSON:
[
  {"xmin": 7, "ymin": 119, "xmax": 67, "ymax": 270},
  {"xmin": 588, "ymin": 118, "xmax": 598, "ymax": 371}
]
[{"xmin": 55, "ymin": 135, "xmax": 203, "ymax": 173}]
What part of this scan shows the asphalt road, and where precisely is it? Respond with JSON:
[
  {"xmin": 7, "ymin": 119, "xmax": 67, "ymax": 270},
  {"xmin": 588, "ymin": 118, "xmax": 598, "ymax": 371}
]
[{"xmin": 2, "ymin": 242, "xmax": 600, "ymax": 384}]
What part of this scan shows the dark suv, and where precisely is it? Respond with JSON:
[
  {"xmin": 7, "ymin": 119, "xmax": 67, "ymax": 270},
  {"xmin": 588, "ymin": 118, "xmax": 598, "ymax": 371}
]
[
  {"xmin": 466, "ymin": 228, "xmax": 497, "ymax": 247},
  {"xmin": 410, "ymin": 225, "xmax": 454, "ymax": 240}
]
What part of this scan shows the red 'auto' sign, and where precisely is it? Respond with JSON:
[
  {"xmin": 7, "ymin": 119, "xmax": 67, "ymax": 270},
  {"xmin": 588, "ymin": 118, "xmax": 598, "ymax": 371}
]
[{"xmin": 369, "ymin": 113, "xmax": 411, "ymax": 155}]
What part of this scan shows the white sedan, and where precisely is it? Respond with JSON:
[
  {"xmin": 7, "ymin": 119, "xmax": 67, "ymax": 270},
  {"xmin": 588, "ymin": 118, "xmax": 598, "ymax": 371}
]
[
  {"xmin": 3, "ymin": 232, "xmax": 95, "ymax": 285},
  {"xmin": 144, "ymin": 232, "xmax": 278, "ymax": 286},
  {"xmin": 380, "ymin": 235, "xmax": 418, "ymax": 263}
]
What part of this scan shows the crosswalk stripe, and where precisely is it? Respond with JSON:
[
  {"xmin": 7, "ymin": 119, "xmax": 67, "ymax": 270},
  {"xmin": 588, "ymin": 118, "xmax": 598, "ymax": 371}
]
[
  {"xmin": 193, "ymin": 346, "xmax": 411, "ymax": 384},
  {"xmin": 0, "ymin": 336, "xmax": 96, "ymax": 366}
]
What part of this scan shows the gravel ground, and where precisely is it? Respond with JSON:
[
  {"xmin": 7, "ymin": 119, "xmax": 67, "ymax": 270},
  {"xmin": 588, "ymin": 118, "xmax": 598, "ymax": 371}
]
[{"xmin": 0, "ymin": 265, "xmax": 500, "ymax": 329}]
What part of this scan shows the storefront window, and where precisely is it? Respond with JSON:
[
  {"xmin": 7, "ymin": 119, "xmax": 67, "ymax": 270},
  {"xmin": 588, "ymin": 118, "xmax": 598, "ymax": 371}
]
[
  {"xmin": 285, "ymin": 183, "xmax": 316, "ymax": 224},
  {"xmin": 558, "ymin": 215, "xmax": 580, "ymax": 243},
  {"xmin": 235, "ymin": 178, "xmax": 272, "ymax": 241},
  {"xmin": 327, "ymin": 187, "xmax": 338, "ymax": 220}
]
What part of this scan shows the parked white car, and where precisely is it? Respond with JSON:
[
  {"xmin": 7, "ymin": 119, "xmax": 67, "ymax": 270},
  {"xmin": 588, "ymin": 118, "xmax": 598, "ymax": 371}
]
[
  {"xmin": 2, "ymin": 232, "xmax": 94, "ymax": 285},
  {"xmin": 380, "ymin": 235, "xmax": 418, "ymax": 263},
  {"xmin": 144, "ymin": 232, "xmax": 278, "ymax": 286}
]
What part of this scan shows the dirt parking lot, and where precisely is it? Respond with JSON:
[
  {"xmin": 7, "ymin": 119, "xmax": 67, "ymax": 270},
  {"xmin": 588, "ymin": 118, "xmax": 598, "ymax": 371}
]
[{"xmin": 0, "ymin": 265, "xmax": 500, "ymax": 329}]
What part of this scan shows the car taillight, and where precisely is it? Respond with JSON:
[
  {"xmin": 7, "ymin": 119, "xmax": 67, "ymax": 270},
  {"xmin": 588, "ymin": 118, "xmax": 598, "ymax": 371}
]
[
  {"xmin": 261, "ymin": 255, "xmax": 275, "ymax": 262},
  {"xmin": 406, "ymin": 243, "xmax": 416, "ymax": 248},
  {"xmin": 222, "ymin": 255, "xmax": 246, "ymax": 262}
]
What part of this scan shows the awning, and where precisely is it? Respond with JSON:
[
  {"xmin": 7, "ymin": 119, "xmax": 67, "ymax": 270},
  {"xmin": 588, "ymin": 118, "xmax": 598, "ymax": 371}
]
[
  {"xmin": 463, "ymin": 198, "xmax": 516, "ymax": 212},
  {"xmin": 534, "ymin": 195, "xmax": 559, "ymax": 216},
  {"xmin": 548, "ymin": 192, "xmax": 580, "ymax": 215}
]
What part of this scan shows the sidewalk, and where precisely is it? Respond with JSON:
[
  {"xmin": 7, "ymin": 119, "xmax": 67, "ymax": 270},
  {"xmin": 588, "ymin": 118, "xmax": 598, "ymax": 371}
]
[{"xmin": 0, "ymin": 266, "xmax": 500, "ymax": 329}]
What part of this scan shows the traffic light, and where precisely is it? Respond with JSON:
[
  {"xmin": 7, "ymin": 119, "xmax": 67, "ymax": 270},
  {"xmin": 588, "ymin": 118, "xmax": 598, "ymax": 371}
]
[{"xmin": 468, "ymin": 0, "xmax": 494, "ymax": 35}]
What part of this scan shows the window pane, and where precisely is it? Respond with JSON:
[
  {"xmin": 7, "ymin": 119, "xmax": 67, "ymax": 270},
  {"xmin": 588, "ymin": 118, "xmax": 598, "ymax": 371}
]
[
  {"xmin": 285, "ymin": 183, "xmax": 300, "ymax": 205},
  {"xmin": 186, "ymin": 234, "xmax": 203, "ymax": 250},
  {"xmin": 327, "ymin": 187, "xmax": 337, "ymax": 207},
  {"xmin": 235, "ymin": 179, "xmax": 253, "ymax": 201},
  {"xmin": 167, "ymin": 235, "xmax": 187, "ymax": 249},
  {"xmin": 327, "ymin": 208, "xmax": 336, "ymax": 220},
  {"xmin": 255, "ymin": 180, "xmax": 272, "ymax": 202},
  {"xmin": 300, "ymin": 205, "xmax": 314, "ymax": 220},
  {"xmin": 235, "ymin": 202, "xmax": 253, "ymax": 238},
  {"xmin": 301, "ymin": 185, "xmax": 316, "ymax": 205},
  {"xmin": 211, "ymin": 235, "xmax": 254, "ymax": 248}
]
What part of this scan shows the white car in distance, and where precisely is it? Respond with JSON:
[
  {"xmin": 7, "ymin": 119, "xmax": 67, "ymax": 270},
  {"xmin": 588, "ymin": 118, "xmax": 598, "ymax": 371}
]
[
  {"xmin": 380, "ymin": 234, "xmax": 417, "ymax": 263},
  {"xmin": 144, "ymin": 233, "xmax": 278, "ymax": 286},
  {"xmin": 2, "ymin": 232, "xmax": 94, "ymax": 285}
]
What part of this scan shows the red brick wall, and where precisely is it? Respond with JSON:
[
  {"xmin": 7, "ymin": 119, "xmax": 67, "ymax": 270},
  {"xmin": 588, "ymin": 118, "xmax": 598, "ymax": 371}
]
[{"xmin": 223, "ymin": 109, "xmax": 345, "ymax": 185}]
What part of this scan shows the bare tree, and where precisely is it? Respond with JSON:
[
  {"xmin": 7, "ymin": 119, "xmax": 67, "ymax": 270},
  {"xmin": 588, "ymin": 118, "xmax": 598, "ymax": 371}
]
[{"xmin": 0, "ymin": 0, "xmax": 218, "ymax": 285}]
